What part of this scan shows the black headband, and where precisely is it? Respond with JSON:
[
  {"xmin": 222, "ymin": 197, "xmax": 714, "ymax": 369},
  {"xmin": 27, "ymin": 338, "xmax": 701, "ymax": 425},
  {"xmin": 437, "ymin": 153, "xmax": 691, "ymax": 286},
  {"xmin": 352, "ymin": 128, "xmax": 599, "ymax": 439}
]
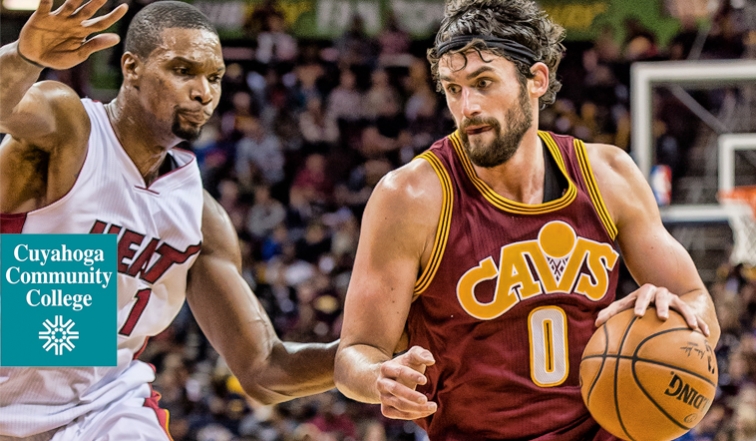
[{"xmin": 436, "ymin": 34, "xmax": 538, "ymax": 66}]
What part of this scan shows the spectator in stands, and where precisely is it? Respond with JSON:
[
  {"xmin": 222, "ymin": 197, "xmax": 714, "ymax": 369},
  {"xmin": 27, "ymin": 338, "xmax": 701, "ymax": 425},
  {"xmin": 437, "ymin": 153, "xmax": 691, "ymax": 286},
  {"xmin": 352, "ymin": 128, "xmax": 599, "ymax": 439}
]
[
  {"xmin": 246, "ymin": 185, "xmax": 287, "ymax": 240},
  {"xmin": 377, "ymin": 11, "xmax": 412, "ymax": 67},
  {"xmin": 294, "ymin": 45, "xmax": 327, "ymax": 107},
  {"xmin": 217, "ymin": 179, "xmax": 248, "ymax": 234},
  {"xmin": 335, "ymin": 15, "xmax": 377, "ymax": 68},
  {"xmin": 326, "ymin": 68, "xmax": 364, "ymax": 123},
  {"xmin": 255, "ymin": 12, "xmax": 298, "ymax": 66},
  {"xmin": 235, "ymin": 115, "xmax": 286, "ymax": 189},
  {"xmin": 299, "ymin": 97, "xmax": 340, "ymax": 154},
  {"xmin": 293, "ymin": 154, "xmax": 334, "ymax": 206}
]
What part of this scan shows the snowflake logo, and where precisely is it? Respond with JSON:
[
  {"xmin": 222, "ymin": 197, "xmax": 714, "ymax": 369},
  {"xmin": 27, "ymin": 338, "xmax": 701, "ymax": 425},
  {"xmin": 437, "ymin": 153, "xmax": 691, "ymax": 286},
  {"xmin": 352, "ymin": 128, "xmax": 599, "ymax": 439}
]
[{"xmin": 39, "ymin": 316, "xmax": 79, "ymax": 356}]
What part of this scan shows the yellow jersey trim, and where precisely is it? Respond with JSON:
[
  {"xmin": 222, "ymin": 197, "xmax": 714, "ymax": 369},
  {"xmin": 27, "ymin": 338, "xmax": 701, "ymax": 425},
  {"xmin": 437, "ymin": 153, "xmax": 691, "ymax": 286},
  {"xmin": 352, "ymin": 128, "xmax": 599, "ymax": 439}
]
[
  {"xmin": 448, "ymin": 131, "xmax": 577, "ymax": 214},
  {"xmin": 573, "ymin": 139, "xmax": 618, "ymax": 240},
  {"xmin": 414, "ymin": 151, "xmax": 454, "ymax": 295}
]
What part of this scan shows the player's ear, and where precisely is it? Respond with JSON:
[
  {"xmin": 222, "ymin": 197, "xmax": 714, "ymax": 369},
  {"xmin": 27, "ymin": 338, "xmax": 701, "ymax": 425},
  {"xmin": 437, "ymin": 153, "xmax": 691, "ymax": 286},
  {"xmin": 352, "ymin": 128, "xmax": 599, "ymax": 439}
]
[
  {"xmin": 121, "ymin": 52, "xmax": 142, "ymax": 84},
  {"xmin": 528, "ymin": 62, "xmax": 549, "ymax": 98}
]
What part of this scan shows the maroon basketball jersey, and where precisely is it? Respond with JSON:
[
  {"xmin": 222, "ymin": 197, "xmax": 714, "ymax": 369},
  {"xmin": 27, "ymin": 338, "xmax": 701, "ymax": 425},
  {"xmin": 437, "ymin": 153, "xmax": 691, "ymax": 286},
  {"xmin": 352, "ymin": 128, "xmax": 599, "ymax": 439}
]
[{"xmin": 407, "ymin": 131, "xmax": 622, "ymax": 440}]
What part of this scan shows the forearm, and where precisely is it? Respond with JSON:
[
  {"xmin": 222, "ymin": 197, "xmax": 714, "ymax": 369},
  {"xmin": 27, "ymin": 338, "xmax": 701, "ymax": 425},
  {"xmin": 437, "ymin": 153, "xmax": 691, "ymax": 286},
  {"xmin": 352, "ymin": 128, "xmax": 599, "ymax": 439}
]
[
  {"xmin": 0, "ymin": 42, "xmax": 43, "ymax": 124},
  {"xmin": 241, "ymin": 340, "xmax": 338, "ymax": 404},
  {"xmin": 334, "ymin": 343, "xmax": 389, "ymax": 404},
  {"xmin": 680, "ymin": 288, "xmax": 721, "ymax": 346}
]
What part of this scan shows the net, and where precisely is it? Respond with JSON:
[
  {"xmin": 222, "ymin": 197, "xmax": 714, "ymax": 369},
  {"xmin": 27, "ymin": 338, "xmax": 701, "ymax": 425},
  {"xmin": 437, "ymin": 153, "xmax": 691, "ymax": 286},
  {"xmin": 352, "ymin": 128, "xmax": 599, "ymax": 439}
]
[{"xmin": 718, "ymin": 185, "xmax": 756, "ymax": 267}]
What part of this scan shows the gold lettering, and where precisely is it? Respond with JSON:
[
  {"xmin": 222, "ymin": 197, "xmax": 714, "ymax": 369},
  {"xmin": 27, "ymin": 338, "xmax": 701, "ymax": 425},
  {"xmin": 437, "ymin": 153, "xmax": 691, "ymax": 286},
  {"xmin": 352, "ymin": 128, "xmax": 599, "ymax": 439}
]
[
  {"xmin": 280, "ymin": 0, "xmax": 313, "ymax": 26},
  {"xmin": 457, "ymin": 257, "xmax": 507, "ymax": 320},
  {"xmin": 543, "ymin": 3, "xmax": 609, "ymax": 30},
  {"xmin": 456, "ymin": 222, "xmax": 617, "ymax": 320},
  {"xmin": 575, "ymin": 239, "xmax": 619, "ymax": 301},
  {"xmin": 497, "ymin": 243, "xmax": 542, "ymax": 302}
]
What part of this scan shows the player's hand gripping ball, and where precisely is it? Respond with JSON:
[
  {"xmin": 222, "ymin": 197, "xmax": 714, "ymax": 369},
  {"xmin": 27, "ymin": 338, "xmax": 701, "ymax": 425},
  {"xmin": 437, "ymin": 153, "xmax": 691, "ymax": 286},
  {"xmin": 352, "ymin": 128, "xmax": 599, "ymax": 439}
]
[{"xmin": 580, "ymin": 308, "xmax": 718, "ymax": 441}]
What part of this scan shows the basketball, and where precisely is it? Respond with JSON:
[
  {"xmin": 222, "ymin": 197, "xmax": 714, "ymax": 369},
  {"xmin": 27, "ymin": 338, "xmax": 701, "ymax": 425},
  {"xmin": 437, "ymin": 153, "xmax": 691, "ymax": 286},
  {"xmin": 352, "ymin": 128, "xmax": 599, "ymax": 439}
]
[{"xmin": 580, "ymin": 308, "xmax": 718, "ymax": 441}]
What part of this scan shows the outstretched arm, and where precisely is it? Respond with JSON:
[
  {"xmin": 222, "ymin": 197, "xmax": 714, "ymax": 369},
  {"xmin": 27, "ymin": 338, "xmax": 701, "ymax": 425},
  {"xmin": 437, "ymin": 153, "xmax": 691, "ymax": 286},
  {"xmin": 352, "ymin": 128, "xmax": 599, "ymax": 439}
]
[
  {"xmin": 589, "ymin": 144, "xmax": 721, "ymax": 346},
  {"xmin": 0, "ymin": 0, "xmax": 126, "ymax": 140},
  {"xmin": 0, "ymin": 0, "xmax": 127, "ymax": 214},
  {"xmin": 335, "ymin": 159, "xmax": 441, "ymax": 419},
  {"xmin": 187, "ymin": 191, "xmax": 336, "ymax": 404}
]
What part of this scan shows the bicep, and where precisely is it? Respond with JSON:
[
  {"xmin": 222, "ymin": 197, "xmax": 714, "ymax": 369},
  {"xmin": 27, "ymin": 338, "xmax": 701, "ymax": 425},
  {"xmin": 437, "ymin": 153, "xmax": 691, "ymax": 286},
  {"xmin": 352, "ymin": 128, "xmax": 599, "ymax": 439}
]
[
  {"xmin": 340, "ymin": 181, "xmax": 431, "ymax": 357},
  {"xmin": 618, "ymin": 216, "xmax": 703, "ymax": 295},
  {"xmin": 601, "ymin": 148, "xmax": 705, "ymax": 294},
  {"xmin": 187, "ymin": 252, "xmax": 275, "ymax": 365},
  {"xmin": 187, "ymin": 193, "xmax": 277, "ymax": 371}
]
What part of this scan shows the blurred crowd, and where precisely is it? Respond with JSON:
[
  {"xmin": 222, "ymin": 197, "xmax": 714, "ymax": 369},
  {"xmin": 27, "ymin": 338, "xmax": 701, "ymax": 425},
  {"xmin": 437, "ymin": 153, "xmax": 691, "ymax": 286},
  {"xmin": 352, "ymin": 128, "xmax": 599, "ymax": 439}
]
[
  {"xmin": 688, "ymin": 264, "xmax": 756, "ymax": 441},
  {"xmin": 28, "ymin": 0, "xmax": 756, "ymax": 439}
]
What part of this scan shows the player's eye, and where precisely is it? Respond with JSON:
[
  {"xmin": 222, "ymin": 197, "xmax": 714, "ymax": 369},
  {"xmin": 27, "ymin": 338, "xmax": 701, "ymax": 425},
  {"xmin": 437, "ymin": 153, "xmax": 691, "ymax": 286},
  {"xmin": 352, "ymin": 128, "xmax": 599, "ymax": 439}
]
[
  {"xmin": 476, "ymin": 79, "xmax": 491, "ymax": 89},
  {"xmin": 174, "ymin": 67, "xmax": 190, "ymax": 76},
  {"xmin": 446, "ymin": 84, "xmax": 460, "ymax": 95}
]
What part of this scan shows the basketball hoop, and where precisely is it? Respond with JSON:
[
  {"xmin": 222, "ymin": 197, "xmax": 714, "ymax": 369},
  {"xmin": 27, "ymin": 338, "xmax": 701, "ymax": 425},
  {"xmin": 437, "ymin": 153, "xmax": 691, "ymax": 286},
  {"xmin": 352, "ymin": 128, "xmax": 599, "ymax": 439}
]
[{"xmin": 718, "ymin": 185, "xmax": 756, "ymax": 267}]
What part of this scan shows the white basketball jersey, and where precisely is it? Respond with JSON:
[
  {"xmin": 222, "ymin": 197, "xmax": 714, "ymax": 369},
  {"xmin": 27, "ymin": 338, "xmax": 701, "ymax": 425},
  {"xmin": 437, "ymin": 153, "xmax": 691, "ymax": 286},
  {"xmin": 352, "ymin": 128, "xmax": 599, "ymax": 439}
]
[{"xmin": 0, "ymin": 99, "xmax": 204, "ymax": 437}]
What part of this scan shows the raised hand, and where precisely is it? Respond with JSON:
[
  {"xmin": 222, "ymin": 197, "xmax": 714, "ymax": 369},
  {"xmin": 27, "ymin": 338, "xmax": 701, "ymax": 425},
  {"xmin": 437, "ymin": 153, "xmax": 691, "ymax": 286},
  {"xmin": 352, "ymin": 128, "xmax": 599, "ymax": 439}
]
[
  {"xmin": 377, "ymin": 345, "xmax": 437, "ymax": 420},
  {"xmin": 17, "ymin": 0, "xmax": 128, "ymax": 70}
]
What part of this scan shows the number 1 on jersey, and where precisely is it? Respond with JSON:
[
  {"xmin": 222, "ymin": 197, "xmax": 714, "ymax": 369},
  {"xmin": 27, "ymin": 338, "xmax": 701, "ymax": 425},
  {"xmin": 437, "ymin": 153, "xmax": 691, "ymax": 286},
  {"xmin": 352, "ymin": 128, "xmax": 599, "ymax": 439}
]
[
  {"xmin": 528, "ymin": 306, "xmax": 569, "ymax": 387},
  {"xmin": 120, "ymin": 288, "xmax": 152, "ymax": 336}
]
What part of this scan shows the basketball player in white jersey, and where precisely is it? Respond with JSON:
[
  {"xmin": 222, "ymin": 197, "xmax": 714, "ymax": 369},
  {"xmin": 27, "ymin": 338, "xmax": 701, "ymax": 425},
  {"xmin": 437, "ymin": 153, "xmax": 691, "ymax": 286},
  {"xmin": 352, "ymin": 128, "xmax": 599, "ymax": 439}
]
[{"xmin": 0, "ymin": 1, "xmax": 337, "ymax": 439}]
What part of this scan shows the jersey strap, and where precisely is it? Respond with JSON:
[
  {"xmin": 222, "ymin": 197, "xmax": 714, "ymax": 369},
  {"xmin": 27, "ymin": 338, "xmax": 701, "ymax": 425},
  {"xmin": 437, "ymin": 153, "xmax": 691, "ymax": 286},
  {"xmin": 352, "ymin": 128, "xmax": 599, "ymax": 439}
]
[
  {"xmin": 413, "ymin": 150, "xmax": 454, "ymax": 295},
  {"xmin": 573, "ymin": 139, "xmax": 618, "ymax": 240}
]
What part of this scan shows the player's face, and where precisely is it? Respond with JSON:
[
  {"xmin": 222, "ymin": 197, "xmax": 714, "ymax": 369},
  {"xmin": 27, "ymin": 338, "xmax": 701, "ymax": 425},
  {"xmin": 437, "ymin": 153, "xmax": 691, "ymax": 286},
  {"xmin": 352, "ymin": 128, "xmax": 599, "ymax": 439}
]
[
  {"xmin": 138, "ymin": 28, "xmax": 225, "ymax": 142},
  {"xmin": 439, "ymin": 50, "xmax": 534, "ymax": 168}
]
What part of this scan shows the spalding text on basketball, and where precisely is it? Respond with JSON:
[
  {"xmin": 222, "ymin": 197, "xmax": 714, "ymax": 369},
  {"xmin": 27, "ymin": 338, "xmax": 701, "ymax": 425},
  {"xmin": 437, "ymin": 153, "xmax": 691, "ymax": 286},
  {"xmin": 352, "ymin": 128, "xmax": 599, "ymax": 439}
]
[
  {"xmin": 664, "ymin": 372, "xmax": 711, "ymax": 410},
  {"xmin": 457, "ymin": 221, "xmax": 618, "ymax": 320}
]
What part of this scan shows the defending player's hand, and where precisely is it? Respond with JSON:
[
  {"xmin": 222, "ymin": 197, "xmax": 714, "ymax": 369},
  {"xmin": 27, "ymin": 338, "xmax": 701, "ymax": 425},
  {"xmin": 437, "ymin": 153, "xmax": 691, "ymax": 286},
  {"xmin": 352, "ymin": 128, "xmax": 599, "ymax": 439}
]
[
  {"xmin": 595, "ymin": 283, "xmax": 710, "ymax": 337},
  {"xmin": 17, "ymin": 0, "xmax": 128, "ymax": 70},
  {"xmin": 377, "ymin": 345, "xmax": 437, "ymax": 420}
]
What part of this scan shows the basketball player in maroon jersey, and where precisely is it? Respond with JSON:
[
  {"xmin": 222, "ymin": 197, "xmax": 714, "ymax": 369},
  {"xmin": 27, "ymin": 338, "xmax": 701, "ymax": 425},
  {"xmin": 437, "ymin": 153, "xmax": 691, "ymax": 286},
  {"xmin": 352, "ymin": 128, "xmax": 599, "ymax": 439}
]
[
  {"xmin": 334, "ymin": 0, "xmax": 721, "ymax": 439},
  {"xmin": 0, "ymin": 1, "xmax": 335, "ymax": 439}
]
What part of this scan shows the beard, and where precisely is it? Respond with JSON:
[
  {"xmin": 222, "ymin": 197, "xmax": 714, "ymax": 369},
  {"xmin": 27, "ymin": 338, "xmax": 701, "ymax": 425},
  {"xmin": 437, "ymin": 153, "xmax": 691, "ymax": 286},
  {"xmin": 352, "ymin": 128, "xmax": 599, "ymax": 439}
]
[
  {"xmin": 458, "ymin": 82, "xmax": 533, "ymax": 168},
  {"xmin": 171, "ymin": 113, "xmax": 203, "ymax": 142}
]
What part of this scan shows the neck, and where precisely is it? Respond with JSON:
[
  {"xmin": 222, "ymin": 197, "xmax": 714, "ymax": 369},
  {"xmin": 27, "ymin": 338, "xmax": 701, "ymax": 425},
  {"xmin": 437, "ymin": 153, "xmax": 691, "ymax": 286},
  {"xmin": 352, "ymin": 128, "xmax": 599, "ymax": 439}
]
[
  {"xmin": 472, "ymin": 128, "xmax": 544, "ymax": 204},
  {"xmin": 106, "ymin": 94, "xmax": 178, "ymax": 186}
]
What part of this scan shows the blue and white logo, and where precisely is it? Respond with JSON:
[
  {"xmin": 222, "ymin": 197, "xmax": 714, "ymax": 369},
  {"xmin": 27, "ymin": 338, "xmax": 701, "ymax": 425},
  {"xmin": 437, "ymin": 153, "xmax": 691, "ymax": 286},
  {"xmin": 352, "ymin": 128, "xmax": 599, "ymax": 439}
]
[{"xmin": 39, "ymin": 315, "xmax": 79, "ymax": 356}]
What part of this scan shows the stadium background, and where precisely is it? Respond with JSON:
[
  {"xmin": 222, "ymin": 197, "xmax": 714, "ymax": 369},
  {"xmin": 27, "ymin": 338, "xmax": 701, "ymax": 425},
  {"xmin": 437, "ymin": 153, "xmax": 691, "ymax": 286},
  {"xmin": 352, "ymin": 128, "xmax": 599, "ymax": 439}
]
[{"xmin": 1, "ymin": 0, "xmax": 755, "ymax": 439}]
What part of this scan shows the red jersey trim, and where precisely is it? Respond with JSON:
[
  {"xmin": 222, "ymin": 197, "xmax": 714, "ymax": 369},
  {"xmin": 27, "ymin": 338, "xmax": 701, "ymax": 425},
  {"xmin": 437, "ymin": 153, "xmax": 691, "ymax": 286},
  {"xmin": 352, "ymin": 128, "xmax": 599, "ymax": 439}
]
[
  {"xmin": 144, "ymin": 387, "xmax": 174, "ymax": 441},
  {"xmin": 448, "ymin": 131, "xmax": 578, "ymax": 214},
  {"xmin": 0, "ymin": 212, "xmax": 28, "ymax": 233},
  {"xmin": 573, "ymin": 139, "xmax": 618, "ymax": 240},
  {"xmin": 413, "ymin": 151, "xmax": 454, "ymax": 295}
]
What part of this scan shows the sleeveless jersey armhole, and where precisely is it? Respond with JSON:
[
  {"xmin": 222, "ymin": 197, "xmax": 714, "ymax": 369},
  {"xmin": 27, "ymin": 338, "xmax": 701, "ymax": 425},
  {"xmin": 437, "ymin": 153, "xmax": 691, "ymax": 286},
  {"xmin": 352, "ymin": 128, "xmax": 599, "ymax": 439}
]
[
  {"xmin": 573, "ymin": 139, "xmax": 618, "ymax": 240},
  {"xmin": 413, "ymin": 151, "xmax": 454, "ymax": 295}
]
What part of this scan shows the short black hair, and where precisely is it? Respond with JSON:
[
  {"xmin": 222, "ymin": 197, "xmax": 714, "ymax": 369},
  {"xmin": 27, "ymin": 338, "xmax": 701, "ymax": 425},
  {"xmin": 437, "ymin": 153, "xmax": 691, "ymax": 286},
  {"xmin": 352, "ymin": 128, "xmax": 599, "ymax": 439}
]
[{"xmin": 124, "ymin": 1, "xmax": 218, "ymax": 59}]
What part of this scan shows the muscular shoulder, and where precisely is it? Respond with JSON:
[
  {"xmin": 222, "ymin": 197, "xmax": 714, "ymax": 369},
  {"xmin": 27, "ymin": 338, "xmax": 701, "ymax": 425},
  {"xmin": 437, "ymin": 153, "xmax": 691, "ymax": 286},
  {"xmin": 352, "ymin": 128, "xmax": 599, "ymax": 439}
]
[
  {"xmin": 362, "ymin": 157, "xmax": 444, "ymax": 261},
  {"xmin": 371, "ymin": 157, "xmax": 443, "ymax": 224},
  {"xmin": 0, "ymin": 82, "xmax": 90, "ymax": 212},
  {"xmin": 31, "ymin": 80, "xmax": 83, "ymax": 109},
  {"xmin": 10, "ymin": 81, "xmax": 89, "ymax": 149},
  {"xmin": 200, "ymin": 190, "xmax": 241, "ymax": 268},
  {"xmin": 583, "ymin": 143, "xmax": 637, "ymax": 184},
  {"xmin": 583, "ymin": 143, "xmax": 657, "ymax": 229}
]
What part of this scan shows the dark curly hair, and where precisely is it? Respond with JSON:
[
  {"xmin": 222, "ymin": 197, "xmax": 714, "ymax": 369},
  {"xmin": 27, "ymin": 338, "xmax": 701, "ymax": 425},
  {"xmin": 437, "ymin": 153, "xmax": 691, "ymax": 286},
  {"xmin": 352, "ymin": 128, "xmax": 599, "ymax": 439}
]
[{"xmin": 427, "ymin": 0, "xmax": 565, "ymax": 108}]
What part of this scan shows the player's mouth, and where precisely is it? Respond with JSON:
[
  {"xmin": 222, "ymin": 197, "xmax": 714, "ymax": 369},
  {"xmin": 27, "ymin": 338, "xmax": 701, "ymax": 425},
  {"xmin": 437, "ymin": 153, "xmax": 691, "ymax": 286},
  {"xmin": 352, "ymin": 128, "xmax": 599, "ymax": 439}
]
[
  {"xmin": 178, "ymin": 112, "xmax": 207, "ymax": 125},
  {"xmin": 466, "ymin": 125, "xmax": 492, "ymax": 135}
]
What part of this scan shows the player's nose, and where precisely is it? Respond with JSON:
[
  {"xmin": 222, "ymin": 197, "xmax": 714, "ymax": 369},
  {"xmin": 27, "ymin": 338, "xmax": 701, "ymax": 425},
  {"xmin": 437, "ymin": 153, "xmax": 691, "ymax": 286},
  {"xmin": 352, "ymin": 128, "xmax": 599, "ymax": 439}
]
[
  {"xmin": 461, "ymin": 88, "xmax": 481, "ymax": 119},
  {"xmin": 190, "ymin": 76, "xmax": 213, "ymax": 106}
]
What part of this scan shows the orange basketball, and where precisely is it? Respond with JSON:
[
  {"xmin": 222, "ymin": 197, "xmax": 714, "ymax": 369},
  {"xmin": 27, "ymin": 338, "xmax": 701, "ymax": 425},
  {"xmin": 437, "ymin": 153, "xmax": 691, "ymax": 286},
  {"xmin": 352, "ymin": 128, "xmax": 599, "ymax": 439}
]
[{"xmin": 580, "ymin": 308, "xmax": 718, "ymax": 441}]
